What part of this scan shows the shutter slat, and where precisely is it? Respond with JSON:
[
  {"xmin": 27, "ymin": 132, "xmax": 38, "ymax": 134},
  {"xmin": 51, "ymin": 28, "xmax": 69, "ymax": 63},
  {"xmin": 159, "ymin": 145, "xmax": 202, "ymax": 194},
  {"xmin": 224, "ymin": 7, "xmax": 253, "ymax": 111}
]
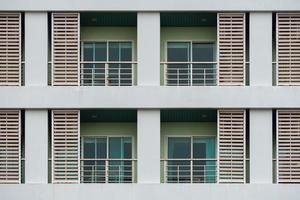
[
  {"xmin": 52, "ymin": 13, "xmax": 79, "ymax": 86},
  {"xmin": 218, "ymin": 110, "xmax": 246, "ymax": 183},
  {"xmin": 218, "ymin": 13, "xmax": 246, "ymax": 86},
  {"xmin": 52, "ymin": 110, "xmax": 79, "ymax": 184}
]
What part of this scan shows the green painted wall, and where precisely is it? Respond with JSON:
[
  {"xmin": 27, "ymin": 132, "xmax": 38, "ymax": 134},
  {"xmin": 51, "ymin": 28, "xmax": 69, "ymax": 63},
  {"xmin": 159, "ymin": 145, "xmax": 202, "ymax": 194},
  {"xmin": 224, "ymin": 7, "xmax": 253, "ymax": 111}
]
[
  {"xmin": 160, "ymin": 27, "xmax": 217, "ymax": 85},
  {"xmin": 80, "ymin": 27, "xmax": 138, "ymax": 85}
]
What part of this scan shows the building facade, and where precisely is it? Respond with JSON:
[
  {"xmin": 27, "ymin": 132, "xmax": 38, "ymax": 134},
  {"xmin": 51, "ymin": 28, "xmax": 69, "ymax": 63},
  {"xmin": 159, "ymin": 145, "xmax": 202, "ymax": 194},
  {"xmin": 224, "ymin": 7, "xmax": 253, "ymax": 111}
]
[{"xmin": 0, "ymin": 0, "xmax": 300, "ymax": 199}]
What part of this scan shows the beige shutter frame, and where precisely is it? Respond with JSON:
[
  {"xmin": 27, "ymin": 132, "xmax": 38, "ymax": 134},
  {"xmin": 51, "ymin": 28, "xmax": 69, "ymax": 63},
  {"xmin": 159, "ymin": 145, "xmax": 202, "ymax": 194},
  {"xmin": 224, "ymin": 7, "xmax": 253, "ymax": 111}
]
[
  {"xmin": 277, "ymin": 110, "xmax": 300, "ymax": 183},
  {"xmin": 52, "ymin": 110, "xmax": 80, "ymax": 183},
  {"xmin": 0, "ymin": 110, "xmax": 21, "ymax": 184},
  {"xmin": 52, "ymin": 13, "xmax": 80, "ymax": 86},
  {"xmin": 0, "ymin": 12, "xmax": 21, "ymax": 86},
  {"xmin": 217, "ymin": 13, "xmax": 246, "ymax": 86},
  {"xmin": 218, "ymin": 109, "xmax": 246, "ymax": 183},
  {"xmin": 276, "ymin": 13, "xmax": 300, "ymax": 86}
]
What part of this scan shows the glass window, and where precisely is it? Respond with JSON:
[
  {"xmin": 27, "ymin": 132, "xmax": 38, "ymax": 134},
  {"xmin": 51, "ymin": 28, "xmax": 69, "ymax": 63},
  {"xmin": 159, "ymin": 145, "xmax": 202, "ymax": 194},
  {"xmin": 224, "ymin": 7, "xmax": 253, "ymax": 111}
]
[
  {"xmin": 192, "ymin": 43, "xmax": 215, "ymax": 62},
  {"xmin": 108, "ymin": 42, "xmax": 132, "ymax": 61},
  {"xmin": 167, "ymin": 42, "xmax": 190, "ymax": 62}
]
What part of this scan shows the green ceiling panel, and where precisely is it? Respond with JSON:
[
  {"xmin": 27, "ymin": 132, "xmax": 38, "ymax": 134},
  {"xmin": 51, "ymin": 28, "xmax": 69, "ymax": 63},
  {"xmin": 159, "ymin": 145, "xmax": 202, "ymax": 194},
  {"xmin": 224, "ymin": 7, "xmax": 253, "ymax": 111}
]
[
  {"xmin": 81, "ymin": 12, "xmax": 137, "ymax": 26},
  {"xmin": 81, "ymin": 109, "xmax": 137, "ymax": 122},
  {"xmin": 161, "ymin": 109, "xmax": 217, "ymax": 122}
]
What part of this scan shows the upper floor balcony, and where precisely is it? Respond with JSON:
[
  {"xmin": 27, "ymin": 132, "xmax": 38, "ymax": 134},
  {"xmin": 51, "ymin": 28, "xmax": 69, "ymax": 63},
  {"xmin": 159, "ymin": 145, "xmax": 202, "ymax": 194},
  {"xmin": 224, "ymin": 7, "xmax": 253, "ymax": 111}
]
[{"xmin": 2, "ymin": 12, "xmax": 298, "ymax": 87}]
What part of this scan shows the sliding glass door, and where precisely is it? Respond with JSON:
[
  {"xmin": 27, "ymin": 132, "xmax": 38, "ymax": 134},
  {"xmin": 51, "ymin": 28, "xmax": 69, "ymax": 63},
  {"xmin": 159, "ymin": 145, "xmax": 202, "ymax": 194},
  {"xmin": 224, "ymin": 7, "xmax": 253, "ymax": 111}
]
[
  {"xmin": 82, "ymin": 136, "xmax": 132, "ymax": 183},
  {"xmin": 167, "ymin": 136, "xmax": 216, "ymax": 183}
]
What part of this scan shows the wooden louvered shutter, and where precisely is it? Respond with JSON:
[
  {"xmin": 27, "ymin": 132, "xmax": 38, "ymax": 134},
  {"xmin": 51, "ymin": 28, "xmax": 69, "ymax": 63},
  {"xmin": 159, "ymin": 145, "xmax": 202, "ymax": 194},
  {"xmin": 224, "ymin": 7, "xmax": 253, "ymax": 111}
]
[
  {"xmin": 218, "ymin": 13, "xmax": 246, "ymax": 86},
  {"xmin": 218, "ymin": 110, "xmax": 246, "ymax": 183},
  {"xmin": 277, "ymin": 13, "xmax": 300, "ymax": 86},
  {"xmin": 0, "ymin": 13, "xmax": 21, "ymax": 86},
  {"xmin": 277, "ymin": 110, "xmax": 300, "ymax": 183},
  {"xmin": 52, "ymin": 13, "xmax": 80, "ymax": 86},
  {"xmin": 52, "ymin": 110, "xmax": 80, "ymax": 183},
  {"xmin": 0, "ymin": 110, "xmax": 21, "ymax": 184}
]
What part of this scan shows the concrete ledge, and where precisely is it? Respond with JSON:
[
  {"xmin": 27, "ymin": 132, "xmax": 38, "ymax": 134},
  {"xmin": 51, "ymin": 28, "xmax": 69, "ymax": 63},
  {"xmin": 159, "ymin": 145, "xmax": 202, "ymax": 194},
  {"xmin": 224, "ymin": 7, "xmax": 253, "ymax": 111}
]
[
  {"xmin": 0, "ymin": 0, "xmax": 300, "ymax": 11},
  {"xmin": 1, "ymin": 184, "xmax": 300, "ymax": 200},
  {"xmin": 0, "ymin": 86, "xmax": 300, "ymax": 109}
]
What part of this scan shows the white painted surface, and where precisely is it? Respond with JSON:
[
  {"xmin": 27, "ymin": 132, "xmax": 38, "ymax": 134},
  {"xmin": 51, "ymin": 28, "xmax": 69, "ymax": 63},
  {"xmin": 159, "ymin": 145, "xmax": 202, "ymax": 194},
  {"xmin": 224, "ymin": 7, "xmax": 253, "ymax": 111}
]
[
  {"xmin": 137, "ymin": 110, "xmax": 160, "ymax": 183},
  {"xmin": 1, "ymin": 184, "xmax": 300, "ymax": 200},
  {"xmin": 137, "ymin": 12, "xmax": 160, "ymax": 86},
  {"xmin": 0, "ymin": 86, "xmax": 300, "ymax": 108},
  {"xmin": 25, "ymin": 110, "xmax": 48, "ymax": 183},
  {"xmin": 249, "ymin": 12, "xmax": 273, "ymax": 86},
  {"xmin": 25, "ymin": 12, "xmax": 48, "ymax": 86},
  {"xmin": 0, "ymin": 0, "xmax": 300, "ymax": 11},
  {"xmin": 250, "ymin": 110, "xmax": 273, "ymax": 183}
]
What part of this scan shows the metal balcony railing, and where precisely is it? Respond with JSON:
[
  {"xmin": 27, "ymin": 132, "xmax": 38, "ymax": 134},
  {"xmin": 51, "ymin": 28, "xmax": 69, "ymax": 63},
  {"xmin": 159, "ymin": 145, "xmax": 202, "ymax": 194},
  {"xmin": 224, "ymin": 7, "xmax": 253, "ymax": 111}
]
[
  {"xmin": 80, "ymin": 61, "xmax": 137, "ymax": 86},
  {"xmin": 161, "ymin": 158, "xmax": 217, "ymax": 183},
  {"xmin": 161, "ymin": 62, "xmax": 217, "ymax": 86},
  {"xmin": 80, "ymin": 158, "xmax": 137, "ymax": 183}
]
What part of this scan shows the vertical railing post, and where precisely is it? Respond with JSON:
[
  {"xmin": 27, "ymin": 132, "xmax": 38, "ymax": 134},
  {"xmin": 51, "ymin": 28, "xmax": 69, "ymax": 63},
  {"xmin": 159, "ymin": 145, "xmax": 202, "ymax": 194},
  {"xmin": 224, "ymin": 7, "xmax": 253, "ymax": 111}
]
[
  {"xmin": 105, "ymin": 159, "xmax": 109, "ymax": 183},
  {"xmin": 177, "ymin": 69, "xmax": 179, "ymax": 86},
  {"xmin": 131, "ymin": 63, "xmax": 134, "ymax": 86},
  {"xmin": 132, "ymin": 159, "xmax": 135, "ymax": 183},
  {"xmin": 190, "ymin": 159, "xmax": 193, "ymax": 183},
  {"xmin": 164, "ymin": 160, "xmax": 167, "ymax": 183},
  {"xmin": 105, "ymin": 63, "xmax": 108, "ymax": 86},
  {"xmin": 92, "ymin": 66, "xmax": 95, "ymax": 86},
  {"xmin": 204, "ymin": 68, "xmax": 206, "ymax": 86},
  {"xmin": 118, "ymin": 67, "xmax": 121, "ymax": 86},
  {"xmin": 164, "ymin": 63, "xmax": 167, "ymax": 86},
  {"xmin": 190, "ymin": 63, "xmax": 193, "ymax": 86},
  {"xmin": 177, "ymin": 165, "xmax": 180, "ymax": 183}
]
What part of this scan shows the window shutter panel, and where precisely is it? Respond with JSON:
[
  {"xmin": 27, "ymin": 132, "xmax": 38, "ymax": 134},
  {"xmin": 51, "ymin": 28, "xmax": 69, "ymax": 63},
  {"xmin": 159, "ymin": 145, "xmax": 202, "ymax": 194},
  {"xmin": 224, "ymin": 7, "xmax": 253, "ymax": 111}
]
[
  {"xmin": 52, "ymin": 110, "xmax": 80, "ymax": 183},
  {"xmin": 277, "ymin": 13, "xmax": 300, "ymax": 86},
  {"xmin": 0, "ymin": 13, "xmax": 21, "ymax": 86},
  {"xmin": 218, "ymin": 109, "xmax": 246, "ymax": 183},
  {"xmin": 0, "ymin": 110, "xmax": 21, "ymax": 184},
  {"xmin": 52, "ymin": 13, "xmax": 80, "ymax": 86},
  {"xmin": 218, "ymin": 13, "xmax": 245, "ymax": 86},
  {"xmin": 277, "ymin": 110, "xmax": 300, "ymax": 183}
]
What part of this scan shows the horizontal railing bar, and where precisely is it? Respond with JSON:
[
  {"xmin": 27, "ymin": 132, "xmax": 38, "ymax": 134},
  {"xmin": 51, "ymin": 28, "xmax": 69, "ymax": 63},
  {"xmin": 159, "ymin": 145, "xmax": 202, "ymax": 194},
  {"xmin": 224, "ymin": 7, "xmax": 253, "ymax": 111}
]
[
  {"xmin": 80, "ymin": 159, "xmax": 137, "ymax": 161},
  {"xmin": 161, "ymin": 61, "xmax": 217, "ymax": 64},
  {"xmin": 80, "ymin": 61, "xmax": 137, "ymax": 64},
  {"xmin": 161, "ymin": 159, "xmax": 217, "ymax": 161}
]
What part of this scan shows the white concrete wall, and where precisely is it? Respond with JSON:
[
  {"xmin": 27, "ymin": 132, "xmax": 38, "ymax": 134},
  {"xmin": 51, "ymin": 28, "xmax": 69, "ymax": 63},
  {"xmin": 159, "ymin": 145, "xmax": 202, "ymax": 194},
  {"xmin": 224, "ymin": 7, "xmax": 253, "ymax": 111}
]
[
  {"xmin": 1, "ymin": 0, "xmax": 299, "ymax": 11},
  {"xmin": 25, "ymin": 12, "xmax": 48, "ymax": 86},
  {"xmin": 137, "ymin": 12, "xmax": 160, "ymax": 86},
  {"xmin": 25, "ymin": 110, "xmax": 48, "ymax": 183},
  {"xmin": 1, "ymin": 86, "xmax": 300, "ymax": 108},
  {"xmin": 1, "ymin": 184, "xmax": 300, "ymax": 200},
  {"xmin": 249, "ymin": 12, "xmax": 273, "ymax": 86},
  {"xmin": 137, "ymin": 110, "xmax": 160, "ymax": 183},
  {"xmin": 250, "ymin": 110, "xmax": 273, "ymax": 183}
]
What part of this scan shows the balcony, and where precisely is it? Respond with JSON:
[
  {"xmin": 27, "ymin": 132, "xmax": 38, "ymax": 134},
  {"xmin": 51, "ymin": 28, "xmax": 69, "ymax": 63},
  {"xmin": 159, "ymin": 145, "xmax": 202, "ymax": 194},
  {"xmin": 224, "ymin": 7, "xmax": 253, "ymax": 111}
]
[{"xmin": 78, "ymin": 109, "xmax": 137, "ymax": 183}]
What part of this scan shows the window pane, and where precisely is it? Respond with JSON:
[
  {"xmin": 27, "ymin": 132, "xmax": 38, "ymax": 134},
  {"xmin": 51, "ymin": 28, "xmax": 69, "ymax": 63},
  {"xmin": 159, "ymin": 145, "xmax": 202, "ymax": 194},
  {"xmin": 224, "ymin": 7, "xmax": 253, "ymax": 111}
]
[
  {"xmin": 96, "ymin": 138, "xmax": 107, "ymax": 159},
  {"xmin": 120, "ymin": 42, "xmax": 132, "ymax": 61},
  {"xmin": 192, "ymin": 43, "xmax": 215, "ymax": 62},
  {"xmin": 168, "ymin": 137, "xmax": 191, "ymax": 159},
  {"xmin": 109, "ymin": 42, "xmax": 132, "ymax": 61},
  {"xmin": 83, "ymin": 42, "xmax": 94, "ymax": 61},
  {"xmin": 167, "ymin": 42, "xmax": 190, "ymax": 62},
  {"xmin": 108, "ymin": 42, "xmax": 120, "ymax": 61},
  {"xmin": 123, "ymin": 137, "xmax": 132, "ymax": 159},
  {"xmin": 83, "ymin": 137, "xmax": 96, "ymax": 159},
  {"xmin": 109, "ymin": 137, "xmax": 121, "ymax": 159},
  {"xmin": 94, "ymin": 42, "xmax": 107, "ymax": 61}
]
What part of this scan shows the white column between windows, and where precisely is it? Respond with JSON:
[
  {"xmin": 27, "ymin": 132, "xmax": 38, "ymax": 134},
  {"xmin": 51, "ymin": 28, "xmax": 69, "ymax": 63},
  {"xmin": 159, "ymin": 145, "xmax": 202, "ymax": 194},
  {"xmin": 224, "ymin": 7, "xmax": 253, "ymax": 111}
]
[
  {"xmin": 137, "ymin": 12, "xmax": 160, "ymax": 86},
  {"xmin": 137, "ymin": 110, "xmax": 160, "ymax": 183},
  {"xmin": 25, "ymin": 110, "xmax": 48, "ymax": 183},
  {"xmin": 25, "ymin": 12, "xmax": 48, "ymax": 86}
]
